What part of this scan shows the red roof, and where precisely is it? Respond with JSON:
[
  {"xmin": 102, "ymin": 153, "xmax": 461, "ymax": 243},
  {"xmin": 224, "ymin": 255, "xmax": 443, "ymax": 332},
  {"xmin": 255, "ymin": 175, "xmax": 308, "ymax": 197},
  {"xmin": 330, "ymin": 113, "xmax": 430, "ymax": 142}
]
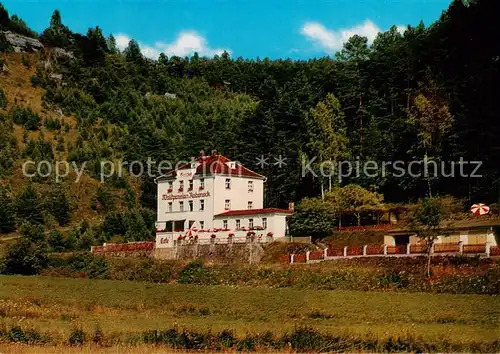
[
  {"xmin": 160, "ymin": 154, "xmax": 265, "ymax": 179},
  {"xmin": 215, "ymin": 208, "xmax": 293, "ymax": 217}
]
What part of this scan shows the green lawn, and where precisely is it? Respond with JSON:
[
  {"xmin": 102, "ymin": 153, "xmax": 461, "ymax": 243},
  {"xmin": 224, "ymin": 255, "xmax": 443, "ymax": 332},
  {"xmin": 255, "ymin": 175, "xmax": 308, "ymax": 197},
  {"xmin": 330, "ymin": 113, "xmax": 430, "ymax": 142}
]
[{"xmin": 0, "ymin": 274, "xmax": 499, "ymax": 346}]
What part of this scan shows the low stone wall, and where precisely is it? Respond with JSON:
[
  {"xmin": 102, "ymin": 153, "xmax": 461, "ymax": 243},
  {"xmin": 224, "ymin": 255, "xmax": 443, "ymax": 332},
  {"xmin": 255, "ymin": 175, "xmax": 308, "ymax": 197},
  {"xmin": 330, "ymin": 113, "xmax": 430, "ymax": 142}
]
[
  {"xmin": 285, "ymin": 242, "xmax": 500, "ymax": 264},
  {"xmin": 93, "ymin": 240, "xmax": 264, "ymax": 263},
  {"xmin": 159, "ymin": 242, "xmax": 264, "ymax": 263},
  {"xmin": 91, "ymin": 241, "xmax": 154, "ymax": 258}
]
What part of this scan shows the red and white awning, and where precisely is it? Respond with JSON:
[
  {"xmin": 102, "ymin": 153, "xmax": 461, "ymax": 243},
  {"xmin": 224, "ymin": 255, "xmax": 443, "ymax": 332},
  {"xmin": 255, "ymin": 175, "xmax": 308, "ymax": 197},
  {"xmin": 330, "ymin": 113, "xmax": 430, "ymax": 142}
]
[{"xmin": 470, "ymin": 203, "xmax": 490, "ymax": 215}]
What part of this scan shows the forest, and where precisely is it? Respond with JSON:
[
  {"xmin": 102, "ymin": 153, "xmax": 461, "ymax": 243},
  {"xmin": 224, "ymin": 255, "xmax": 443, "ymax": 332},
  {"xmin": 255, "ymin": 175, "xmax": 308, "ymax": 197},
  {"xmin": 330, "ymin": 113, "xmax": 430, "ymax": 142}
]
[{"xmin": 0, "ymin": 0, "xmax": 499, "ymax": 248}]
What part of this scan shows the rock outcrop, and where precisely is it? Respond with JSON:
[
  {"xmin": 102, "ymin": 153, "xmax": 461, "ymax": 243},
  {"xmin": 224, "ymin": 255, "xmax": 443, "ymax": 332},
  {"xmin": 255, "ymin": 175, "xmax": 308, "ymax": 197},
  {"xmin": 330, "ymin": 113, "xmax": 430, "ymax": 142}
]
[{"xmin": 1, "ymin": 31, "xmax": 44, "ymax": 52}]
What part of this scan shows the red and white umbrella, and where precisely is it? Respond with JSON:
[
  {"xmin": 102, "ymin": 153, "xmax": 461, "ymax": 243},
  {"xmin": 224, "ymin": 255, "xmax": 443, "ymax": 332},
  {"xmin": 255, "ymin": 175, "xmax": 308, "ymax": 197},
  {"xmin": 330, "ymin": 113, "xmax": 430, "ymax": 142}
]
[{"xmin": 470, "ymin": 203, "xmax": 490, "ymax": 215}]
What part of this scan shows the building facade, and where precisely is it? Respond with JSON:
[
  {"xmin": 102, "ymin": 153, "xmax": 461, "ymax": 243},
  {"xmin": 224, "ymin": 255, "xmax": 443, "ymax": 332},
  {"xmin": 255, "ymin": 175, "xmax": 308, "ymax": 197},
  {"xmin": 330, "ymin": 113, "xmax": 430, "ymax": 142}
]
[{"xmin": 155, "ymin": 153, "xmax": 292, "ymax": 248}]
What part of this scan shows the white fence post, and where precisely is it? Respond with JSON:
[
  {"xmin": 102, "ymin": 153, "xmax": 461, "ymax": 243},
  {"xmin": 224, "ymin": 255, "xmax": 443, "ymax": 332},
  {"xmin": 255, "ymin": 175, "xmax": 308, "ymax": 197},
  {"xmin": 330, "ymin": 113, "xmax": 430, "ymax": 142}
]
[
  {"xmin": 290, "ymin": 254, "xmax": 295, "ymax": 264},
  {"xmin": 306, "ymin": 251, "xmax": 310, "ymax": 263},
  {"xmin": 406, "ymin": 243, "xmax": 411, "ymax": 255},
  {"xmin": 363, "ymin": 245, "xmax": 367, "ymax": 256},
  {"xmin": 485, "ymin": 242, "xmax": 491, "ymax": 257},
  {"xmin": 383, "ymin": 244, "xmax": 388, "ymax": 255},
  {"xmin": 324, "ymin": 248, "xmax": 328, "ymax": 258},
  {"xmin": 458, "ymin": 241, "xmax": 463, "ymax": 254},
  {"xmin": 343, "ymin": 246, "xmax": 348, "ymax": 257}
]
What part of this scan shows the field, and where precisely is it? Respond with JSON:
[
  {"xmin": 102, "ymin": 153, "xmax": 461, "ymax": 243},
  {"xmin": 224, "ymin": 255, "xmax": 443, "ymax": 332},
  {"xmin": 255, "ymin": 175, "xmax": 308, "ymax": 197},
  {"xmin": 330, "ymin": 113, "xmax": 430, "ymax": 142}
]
[{"xmin": 0, "ymin": 275, "xmax": 499, "ymax": 352}]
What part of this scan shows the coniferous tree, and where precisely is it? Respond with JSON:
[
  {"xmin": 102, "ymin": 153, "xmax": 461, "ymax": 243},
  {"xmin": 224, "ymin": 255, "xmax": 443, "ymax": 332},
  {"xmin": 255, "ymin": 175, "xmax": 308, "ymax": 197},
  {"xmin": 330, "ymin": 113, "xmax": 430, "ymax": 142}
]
[
  {"xmin": 14, "ymin": 185, "xmax": 44, "ymax": 225},
  {"xmin": 0, "ymin": 187, "xmax": 15, "ymax": 233}
]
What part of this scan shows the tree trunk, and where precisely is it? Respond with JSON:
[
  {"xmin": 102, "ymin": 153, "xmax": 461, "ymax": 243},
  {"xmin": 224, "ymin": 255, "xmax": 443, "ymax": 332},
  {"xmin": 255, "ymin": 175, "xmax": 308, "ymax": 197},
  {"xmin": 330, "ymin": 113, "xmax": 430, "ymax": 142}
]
[
  {"xmin": 426, "ymin": 243, "xmax": 433, "ymax": 277},
  {"xmin": 356, "ymin": 213, "xmax": 361, "ymax": 226},
  {"xmin": 425, "ymin": 151, "xmax": 432, "ymax": 198}
]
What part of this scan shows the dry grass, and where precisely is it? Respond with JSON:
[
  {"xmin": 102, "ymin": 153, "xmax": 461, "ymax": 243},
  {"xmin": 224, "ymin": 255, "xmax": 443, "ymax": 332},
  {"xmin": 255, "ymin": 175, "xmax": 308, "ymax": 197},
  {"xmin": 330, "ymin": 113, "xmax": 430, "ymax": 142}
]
[
  {"xmin": 0, "ymin": 343, "xmax": 217, "ymax": 353},
  {"xmin": 0, "ymin": 275, "xmax": 498, "ymax": 347}
]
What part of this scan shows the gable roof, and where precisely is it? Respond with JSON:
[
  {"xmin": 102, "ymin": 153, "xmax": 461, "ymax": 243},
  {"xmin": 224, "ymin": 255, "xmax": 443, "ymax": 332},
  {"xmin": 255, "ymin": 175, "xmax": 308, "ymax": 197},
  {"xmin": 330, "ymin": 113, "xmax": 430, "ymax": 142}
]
[
  {"xmin": 158, "ymin": 154, "xmax": 265, "ymax": 180},
  {"xmin": 215, "ymin": 208, "xmax": 293, "ymax": 217}
]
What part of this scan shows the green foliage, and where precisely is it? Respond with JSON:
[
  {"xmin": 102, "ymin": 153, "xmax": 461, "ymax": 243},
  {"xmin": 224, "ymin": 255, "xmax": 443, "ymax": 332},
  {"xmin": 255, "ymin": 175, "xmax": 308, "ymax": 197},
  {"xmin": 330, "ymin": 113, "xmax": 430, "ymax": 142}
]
[
  {"xmin": 288, "ymin": 198, "xmax": 336, "ymax": 238},
  {"xmin": 43, "ymin": 118, "xmax": 61, "ymax": 130},
  {"xmin": 68, "ymin": 328, "xmax": 86, "ymax": 346},
  {"xmin": 1, "ymin": 237, "xmax": 48, "ymax": 275},
  {"xmin": 0, "ymin": 119, "xmax": 18, "ymax": 176},
  {"xmin": 24, "ymin": 134, "xmax": 53, "ymax": 161},
  {"xmin": 0, "ymin": 187, "xmax": 15, "ymax": 233},
  {"xmin": 44, "ymin": 184, "xmax": 72, "ymax": 226},
  {"xmin": 325, "ymin": 184, "xmax": 384, "ymax": 225},
  {"xmin": 14, "ymin": 185, "xmax": 44, "ymax": 225},
  {"xmin": 0, "ymin": 87, "xmax": 7, "ymax": 108},
  {"xmin": 47, "ymin": 229, "xmax": 65, "ymax": 252},
  {"xmin": 9, "ymin": 106, "xmax": 41, "ymax": 130},
  {"xmin": 40, "ymin": 9, "xmax": 72, "ymax": 47},
  {"xmin": 19, "ymin": 221, "xmax": 45, "ymax": 243},
  {"xmin": 20, "ymin": 55, "xmax": 30, "ymax": 68},
  {"xmin": 178, "ymin": 260, "xmax": 211, "ymax": 285},
  {"xmin": 410, "ymin": 196, "xmax": 452, "ymax": 276}
]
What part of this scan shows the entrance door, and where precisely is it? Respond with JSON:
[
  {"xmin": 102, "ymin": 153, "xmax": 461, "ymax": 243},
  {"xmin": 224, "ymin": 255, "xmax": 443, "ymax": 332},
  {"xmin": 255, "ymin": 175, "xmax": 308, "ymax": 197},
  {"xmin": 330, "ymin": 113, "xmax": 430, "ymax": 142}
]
[{"xmin": 395, "ymin": 234, "xmax": 410, "ymax": 245}]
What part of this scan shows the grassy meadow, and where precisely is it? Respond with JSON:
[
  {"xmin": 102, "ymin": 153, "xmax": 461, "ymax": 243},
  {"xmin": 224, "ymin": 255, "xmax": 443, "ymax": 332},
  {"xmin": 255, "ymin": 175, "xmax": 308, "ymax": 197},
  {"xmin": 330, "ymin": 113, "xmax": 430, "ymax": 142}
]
[{"xmin": 0, "ymin": 275, "xmax": 499, "ymax": 352}]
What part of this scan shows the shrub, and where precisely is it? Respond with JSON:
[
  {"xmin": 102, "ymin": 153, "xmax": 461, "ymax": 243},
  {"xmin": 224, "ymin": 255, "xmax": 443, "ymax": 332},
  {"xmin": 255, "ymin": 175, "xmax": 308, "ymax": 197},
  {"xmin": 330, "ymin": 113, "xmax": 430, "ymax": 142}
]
[
  {"xmin": 44, "ymin": 118, "xmax": 61, "ymax": 131},
  {"xmin": 0, "ymin": 87, "xmax": 7, "ymax": 108},
  {"xmin": 92, "ymin": 324, "xmax": 104, "ymax": 345},
  {"xmin": 21, "ymin": 55, "xmax": 30, "ymax": 68},
  {"xmin": 0, "ymin": 187, "xmax": 15, "ymax": 234},
  {"xmin": 9, "ymin": 106, "xmax": 41, "ymax": 130},
  {"xmin": 178, "ymin": 260, "xmax": 211, "ymax": 285},
  {"xmin": 1, "ymin": 238, "xmax": 48, "ymax": 275},
  {"xmin": 68, "ymin": 328, "xmax": 86, "ymax": 346},
  {"xmin": 14, "ymin": 185, "xmax": 44, "ymax": 225}
]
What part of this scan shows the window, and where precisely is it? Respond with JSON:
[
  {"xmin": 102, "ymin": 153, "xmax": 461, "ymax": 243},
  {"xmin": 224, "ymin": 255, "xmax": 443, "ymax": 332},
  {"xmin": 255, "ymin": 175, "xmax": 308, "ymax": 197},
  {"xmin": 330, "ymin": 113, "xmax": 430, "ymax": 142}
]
[
  {"xmin": 188, "ymin": 200, "xmax": 193, "ymax": 211},
  {"xmin": 225, "ymin": 199, "xmax": 231, "ymax": 210},
  {"xmin": 200, "ymin": 199, "xmax": 205, "ymax": 211},
  {"xmin": 249, "ymin": 219, "xmax": 254, "ymax": 228},
  {"xmin": 168, "ymin": 181, "xmax": 173, "ymax": 191},
  {"xmin": 168, "ymin": 202, "xmax": 173, "ymax": 212},
  {"xmin": 199, "ymin": 178, "xmax": 205, "ymax": 190},
  {"xmin": 199, "ymin": 221, "xmax": 204, "ymax": 229},
  {"xmin": 179, "ymin": 201, "xmax": 184, "ymax": 212},
  {"xmin": 223, "ymin": 220, "xmax": 228, "ymax": 229},
  {"xmin": 225, "ymin": 178, "xmax": 231, "ymax": 189},
  {"xmin": 179, "ymin": 180, "xmax": 184, "ymax": 191},
  {"xmin": 248, "ymin": 201, "xmax": 253, "ymax": 209},
  {"xmin": 262, "ymin": 217, "xmax": 267, "ymax": 229},
  {"xmin": 248, "ymin": 181, "xmax": 254, "ymax": 192},
  {"xmin": 236, "ymin": 219, "xmax": 240, "ymax": 229},
  {"xmin": 189, "ymin": 180, "xmax": 193, "ymax": 190}
]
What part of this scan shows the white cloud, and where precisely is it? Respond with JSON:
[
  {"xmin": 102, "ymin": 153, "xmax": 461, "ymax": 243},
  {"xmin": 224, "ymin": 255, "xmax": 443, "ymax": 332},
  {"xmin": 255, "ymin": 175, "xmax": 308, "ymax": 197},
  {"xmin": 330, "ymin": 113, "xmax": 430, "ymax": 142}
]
[
  {"xmin": 301, "ymin": 20, "xmax": 404, "ymax": 53},
  {"xmin": 396, "ymin": 25, "xmax": 407, "ymax": 34},
  {"xmin": 113, "ymin": 31, "xmax": 229, "ymax": 59}
]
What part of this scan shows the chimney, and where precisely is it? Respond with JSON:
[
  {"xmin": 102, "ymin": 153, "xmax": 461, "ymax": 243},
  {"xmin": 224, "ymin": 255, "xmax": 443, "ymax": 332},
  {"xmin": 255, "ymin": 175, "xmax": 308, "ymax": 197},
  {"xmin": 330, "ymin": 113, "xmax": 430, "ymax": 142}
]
[{"xmin": 288, "ymin": 202, "xmax": 295, "ymax": 212}]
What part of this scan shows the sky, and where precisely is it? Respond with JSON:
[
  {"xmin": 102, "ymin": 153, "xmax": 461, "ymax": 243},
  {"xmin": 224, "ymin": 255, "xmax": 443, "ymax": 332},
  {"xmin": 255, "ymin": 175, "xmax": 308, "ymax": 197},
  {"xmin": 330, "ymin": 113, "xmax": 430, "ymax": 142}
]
[{"xmin": 3, "ymin": 0, "xmax": 452, "ymax": 60}]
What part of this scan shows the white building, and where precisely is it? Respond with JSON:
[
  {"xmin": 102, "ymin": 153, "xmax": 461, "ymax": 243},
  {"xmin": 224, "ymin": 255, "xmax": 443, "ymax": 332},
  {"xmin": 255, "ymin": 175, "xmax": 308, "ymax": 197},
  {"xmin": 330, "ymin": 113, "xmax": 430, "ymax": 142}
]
[{"xmin": 155, "ymin": 152, "xmax": 293, "ymax": 248}]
